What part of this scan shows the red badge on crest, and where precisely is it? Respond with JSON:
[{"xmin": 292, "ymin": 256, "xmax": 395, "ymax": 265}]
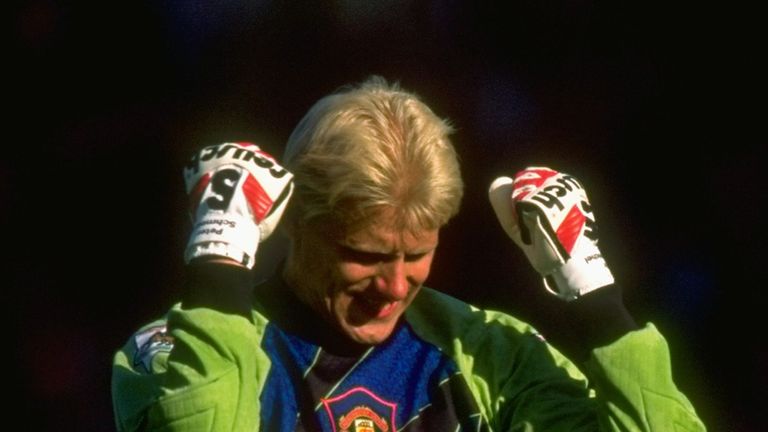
[{"xmin": 322, "ymin": 387, "xmax": 397, "ymax": 432}]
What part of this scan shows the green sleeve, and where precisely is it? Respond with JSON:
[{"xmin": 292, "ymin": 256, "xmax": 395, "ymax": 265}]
[
  {"xmin": 407, "ymin": 288, "xmax": 706, "ymax": 431},
  {"xmin": 407, "ymin": 288, "xmax": 596, "ymax": 430},
  {"xmin": 111, "ymin": 306, "xmax": 271, "ymax": 431},
  {"xmin": 584, "ymin": 323, "xmax": 706, "ymax": 432}
]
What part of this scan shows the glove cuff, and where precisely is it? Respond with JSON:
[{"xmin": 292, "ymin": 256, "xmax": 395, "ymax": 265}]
[
  {"xmin": 544, "ymin": 244, "xmax": 614, "ymax": 301},
  {"xmin": 182, "ymin": 262, "xmax": 256, "ymax": 319},
  {"xmin": 184, "ymin": 213, "xmax": 261, "ymax": 269}
]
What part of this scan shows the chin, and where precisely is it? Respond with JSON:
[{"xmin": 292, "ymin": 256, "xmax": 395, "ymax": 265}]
[{"xmin": 344, "ymin": 322, "xmax": 396, "ymax": 345}]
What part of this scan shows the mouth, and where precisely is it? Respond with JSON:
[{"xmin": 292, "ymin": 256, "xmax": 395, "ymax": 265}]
[{"xmin": 353, "ymin": 296, "xmax": 399, "ymax": 320}]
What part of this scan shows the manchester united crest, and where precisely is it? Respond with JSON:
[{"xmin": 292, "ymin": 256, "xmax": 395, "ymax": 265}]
[{"xmin": 322, "ymin": 387, "xmax": 397, "ymax": 432}]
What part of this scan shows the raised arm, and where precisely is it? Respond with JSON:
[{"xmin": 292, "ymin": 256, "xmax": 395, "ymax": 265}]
[
  {"xmin": 112, "ymin": 142, "xmax": 293, "ymax": 431},
  {"xmin": 489, "ymin": 167, "xmax": 706, "ymax": 431}
]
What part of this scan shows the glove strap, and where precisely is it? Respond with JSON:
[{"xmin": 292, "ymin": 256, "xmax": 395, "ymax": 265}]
[
  {"xmin": 184, "ymin": 213, "xmax": 261, "ymax": 268},
  {"xmin": 543, "ymin": 242, "xmax": 614, "ymax": 301}
]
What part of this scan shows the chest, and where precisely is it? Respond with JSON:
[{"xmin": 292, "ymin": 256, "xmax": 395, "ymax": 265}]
[{"xmin": 258, "ymin": 322, "xmax": 487, "ymax": 432}]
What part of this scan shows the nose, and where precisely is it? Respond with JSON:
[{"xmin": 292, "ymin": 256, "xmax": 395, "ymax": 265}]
[{"xmin": 374, "ymin": 257, "xmax": 410, "ymax": 301}]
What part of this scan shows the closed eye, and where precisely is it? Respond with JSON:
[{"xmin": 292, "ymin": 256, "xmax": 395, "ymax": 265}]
[
  {"xmin": 404, "ymin": 252, "xmax": 429, "ymax": 262},
  {"xmin": 337, "ymin": 246, "xmax": 392, "ymax": 265}
]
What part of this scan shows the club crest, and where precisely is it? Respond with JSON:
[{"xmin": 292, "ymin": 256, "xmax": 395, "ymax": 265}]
[{"xmin": 322, "ymin": 387, "xmax": 397, "ymax": 432}]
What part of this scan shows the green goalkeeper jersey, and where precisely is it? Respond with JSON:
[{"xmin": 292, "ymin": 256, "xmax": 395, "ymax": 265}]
[{"xmin": 113, "ymin": 282, "xmax": 705, "ymax": 431}]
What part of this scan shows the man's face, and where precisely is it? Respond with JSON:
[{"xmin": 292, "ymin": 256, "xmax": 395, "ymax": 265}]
[{"xmin": 287, "ymin": 207, "xmax": 439, "ymax": 345}]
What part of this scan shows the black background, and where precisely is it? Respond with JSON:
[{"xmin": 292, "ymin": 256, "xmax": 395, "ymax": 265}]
[{"xmin": 8, "ymin": 1, "xmax": 763, "ymax": 430}]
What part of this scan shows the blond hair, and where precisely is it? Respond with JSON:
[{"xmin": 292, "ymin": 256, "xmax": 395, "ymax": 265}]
[{"xmin": 284, "ymin": 76, "xmax": 463, "ymax": 231}]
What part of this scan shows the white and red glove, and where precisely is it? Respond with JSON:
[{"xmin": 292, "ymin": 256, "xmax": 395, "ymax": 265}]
[
  {"xmin": 183, "ymin": 142, "xmax": 294, "ymax": 269},
  {"xmin": 489, "ymin": 167, "xmax": 614, "ymax": 301}
]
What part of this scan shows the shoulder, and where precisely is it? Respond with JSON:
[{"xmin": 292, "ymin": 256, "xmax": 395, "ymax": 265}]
[
  {"xmin": 407, "ymin": 287, "xmax": 546, "ymax": 355},
  {"xmin": 406, "ymin": 287, "xmax": 589, "ymax": 421},
  {"xmin": 114, "ymin": 308, "xmax": 178, "ymax": 376}
]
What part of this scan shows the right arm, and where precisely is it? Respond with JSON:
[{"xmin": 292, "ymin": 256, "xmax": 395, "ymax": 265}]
[
  {"xmin": 112, "ymin": 280, "xmax": 270, "ymax": 431},
  {"xmin": 112, "ymin": 142, "xmax": 293, "ymax": 431}
]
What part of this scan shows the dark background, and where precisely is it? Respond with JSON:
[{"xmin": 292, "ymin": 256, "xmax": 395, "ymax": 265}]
[{"xmin": 8, "ymin": 1, "xmax": 762, "ymax": 430}]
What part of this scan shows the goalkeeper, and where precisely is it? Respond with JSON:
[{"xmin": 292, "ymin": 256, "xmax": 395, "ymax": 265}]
[{"xmin": 112, "ymin": 76, "xmax": 706, "ymax": 431}]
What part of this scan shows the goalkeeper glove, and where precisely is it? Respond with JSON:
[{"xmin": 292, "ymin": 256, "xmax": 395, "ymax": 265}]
[
  {"xmin": 183, "ymin": 142, "xmax": 293, "ymax": 269},
  {"xmin": 489, "ymin": 167, "xmax": 614, "ymax": 301}
]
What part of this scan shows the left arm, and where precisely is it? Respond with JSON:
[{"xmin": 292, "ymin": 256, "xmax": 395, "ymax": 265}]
[{"xmin": 489, "ymin": 167, "xmax": 706, "ymax": 431}]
